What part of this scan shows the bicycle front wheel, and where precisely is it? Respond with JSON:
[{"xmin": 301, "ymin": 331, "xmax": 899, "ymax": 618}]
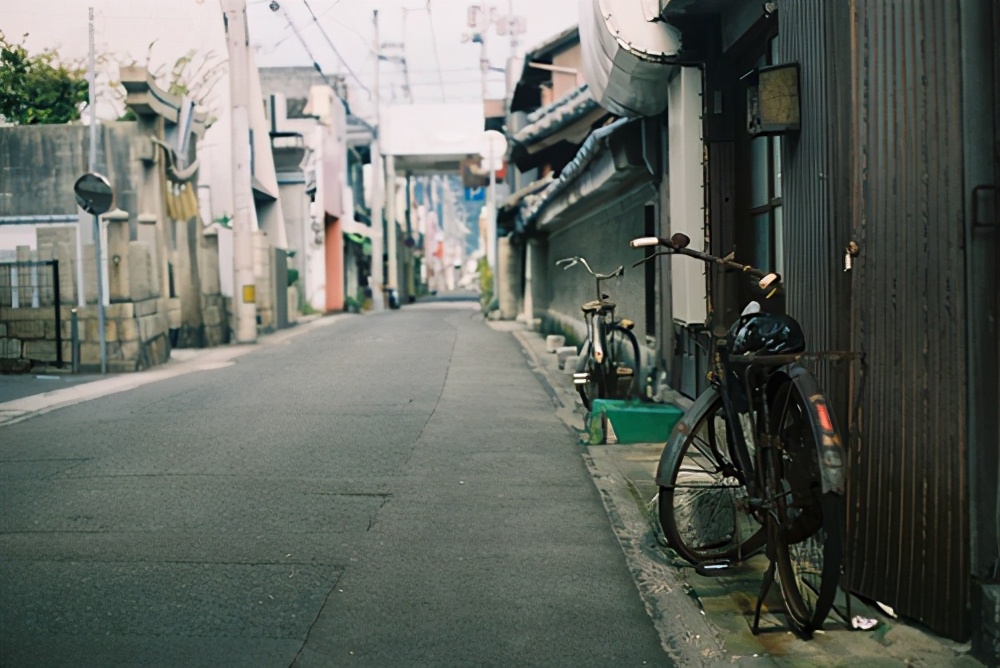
[
  {"xmin": 658, "ymin": 390, "xmax": 765, "ymax": 565},
  {"xmin": 575, "ymin": 339, "xmax": 605, "ymax": 411},
  {"xmin": 768, "ymin": 375, "xmax": 845, "ymax": 635}
]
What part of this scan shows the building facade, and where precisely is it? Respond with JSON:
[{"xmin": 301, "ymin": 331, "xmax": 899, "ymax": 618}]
[{"xmin": 504, "ymin": 0, "xmax": 998, "ymax": 659}]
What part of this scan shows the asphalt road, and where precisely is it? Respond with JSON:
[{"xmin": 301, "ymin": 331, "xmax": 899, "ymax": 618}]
[{"xmin": 0, "ymin": 299, "xmax": 671, "ymax": 667}]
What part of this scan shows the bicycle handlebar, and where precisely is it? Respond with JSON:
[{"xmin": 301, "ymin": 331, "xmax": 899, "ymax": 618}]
[
  {"xmin": 556, "ymin": 256, "xmax": 624, "ymax": 281},
  {"xmin": 630, "ymin": 233, "xmax": 780, "ymax": 294}
]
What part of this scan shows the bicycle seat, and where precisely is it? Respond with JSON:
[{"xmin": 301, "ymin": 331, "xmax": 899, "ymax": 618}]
[{"xmin": 582, "ymin": 299, "xmax": 615, "ymax": 314}]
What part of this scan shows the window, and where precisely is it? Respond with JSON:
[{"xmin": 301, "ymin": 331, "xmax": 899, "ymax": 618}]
[{"xmin": 738, "ymin": 36, "xmax": 784, "ymax": 278}]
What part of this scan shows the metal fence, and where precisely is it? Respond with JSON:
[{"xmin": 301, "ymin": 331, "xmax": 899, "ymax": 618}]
[{"xmin": 0, "ymin": 260, "xmax": 63, "ymax": 368}]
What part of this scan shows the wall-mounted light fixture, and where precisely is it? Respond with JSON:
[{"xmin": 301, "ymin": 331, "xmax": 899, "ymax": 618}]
[{"xmin": 746, "ymin": 63, "xmax": 800, "ymax": 136}]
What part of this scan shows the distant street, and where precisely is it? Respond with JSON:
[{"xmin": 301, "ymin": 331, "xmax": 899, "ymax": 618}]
[{"xmin": 0, "ymin": 298, "xmax": 670, "ymax": 667}]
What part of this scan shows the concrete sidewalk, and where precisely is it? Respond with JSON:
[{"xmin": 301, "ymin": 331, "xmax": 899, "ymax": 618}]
[{"xmin": 501, "ymin": 320, "xmax": 982, "ymax": 667}]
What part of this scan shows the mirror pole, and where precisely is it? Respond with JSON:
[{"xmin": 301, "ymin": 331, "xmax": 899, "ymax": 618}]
[
  {"xmin": 88, "ymin": 8, "xmax": 107, "ymax": 372},
  {"xmin": 92, "ymin": 212, "xmax": 107, "ymax": 374}
]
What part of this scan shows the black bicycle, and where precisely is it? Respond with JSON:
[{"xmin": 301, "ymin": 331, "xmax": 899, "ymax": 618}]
[
  {"xmin": 555, "ymin": 256, "xmax": 640, "ymax": 411},
  {"xmin": 631, "ymin": 233, "xmax": 850, "ymax": 637}
]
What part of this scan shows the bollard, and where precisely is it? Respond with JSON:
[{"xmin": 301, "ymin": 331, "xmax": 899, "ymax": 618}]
[
  {"xmin": 70, "ymin": 308, "xmax": 80, "ymax": 373},
  {"xmin": 555, "ymin": 345, "xmax": 578, "ymax": 370},
  {"xmin": 563, "ymin": 355, "xmax": 580, "ymax": 374}
]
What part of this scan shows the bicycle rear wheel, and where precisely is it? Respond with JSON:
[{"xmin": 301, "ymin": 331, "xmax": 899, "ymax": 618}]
[
  {"xmin": 658, "ymin": 390, "xmax": 765, "ymax": 565},
  {"xmin": 768, "ymin": 376, "xmax": 845, "ymax": 635},
  {"xmin": 606, "ymin": 325, "xmax": 640, "ymax": 400}
]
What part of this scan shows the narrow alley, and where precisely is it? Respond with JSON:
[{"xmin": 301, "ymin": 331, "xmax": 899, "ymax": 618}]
[{"xmin": 0, "ymin": 298, "xmax": 667, "ymax": 667}]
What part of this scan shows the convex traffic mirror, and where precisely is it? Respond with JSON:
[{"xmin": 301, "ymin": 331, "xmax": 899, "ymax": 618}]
[{"xmin": 73, "ymin": 172, "xmax": 114, "ymax": 216}]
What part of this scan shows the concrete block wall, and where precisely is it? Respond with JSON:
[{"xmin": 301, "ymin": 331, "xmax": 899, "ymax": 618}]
[
  {"xmin": 543, "ymin": 202, "xmax": 648, "ymax": 339},
  {"xmin": 36, "ymin": 228, "xmax": 79, "ymax": 304},
  {"xmin": 0, "ymin": 237, "xmax": 172, "ymax": 373},
  {"xmin": 74, "ymin": 300, "xmax": 171, "ymax": 373},
  {"xmin": 0, "ymin": 245, "xmax": 72, "ymax": 372},
  {"xmin": 201, "ymin": 293, "xmax": 228, "ymax": 347},
  {"xmin": 128, "ymin": 242, "xmax": 159, "ymax": 301}
]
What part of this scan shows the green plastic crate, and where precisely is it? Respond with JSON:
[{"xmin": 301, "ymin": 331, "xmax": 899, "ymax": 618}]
[{"xmin": 588, "ymin": 399, "xmax": 685, "ymax": 445}]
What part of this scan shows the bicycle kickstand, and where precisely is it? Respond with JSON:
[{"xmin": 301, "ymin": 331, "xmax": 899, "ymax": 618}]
[{"xmin": 751, "ymin": 559, "xmax": 777, "ymax": 635}]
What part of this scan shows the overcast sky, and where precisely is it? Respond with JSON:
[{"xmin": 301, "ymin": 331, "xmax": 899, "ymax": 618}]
[{"xmin": 3, "ymin": 0, "xmax": 580, "ymax": 114}]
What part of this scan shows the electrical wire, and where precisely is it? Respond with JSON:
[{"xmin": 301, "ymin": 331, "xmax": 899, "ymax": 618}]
[
  {"xmin": 302, "ymin": 0, "xmax": 371, "ymax": 97},
  {"xmin": 397, "ymin": 8, "xmax": 414, "ymax": 102},
  {"xmin": 425, "ymin": 1, "xmax": 447, "ymax": 101},
  {"xmin": 275, "ymin": 3, "xmax": 352, "ymax": 112}
]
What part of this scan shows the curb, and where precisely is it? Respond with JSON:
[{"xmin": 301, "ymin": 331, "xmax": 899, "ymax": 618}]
[{"xmin": 506, "ymin": 324, "xmax": 726, "ymax": 664}]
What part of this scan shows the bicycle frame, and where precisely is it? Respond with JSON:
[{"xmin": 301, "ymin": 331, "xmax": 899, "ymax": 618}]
[
  {"xmin": 556, "ymin": 256, "xmax": 639, "ymax": 405},
  {"xmin": 638, "ymin": 232, "xmax": 860, "ymax": 636},
  {"xmin": 634, "ymin": 233, "xmax": 854, "ymax": 498},
  {"xmin": 555, "ymin": 256, "xmax": 623, "ymax": 366}
]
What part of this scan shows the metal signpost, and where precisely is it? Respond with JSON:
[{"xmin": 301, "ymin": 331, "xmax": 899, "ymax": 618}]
[{"xmin": 73, "ymin": 172, "xmax": 113, "ymax": 374}]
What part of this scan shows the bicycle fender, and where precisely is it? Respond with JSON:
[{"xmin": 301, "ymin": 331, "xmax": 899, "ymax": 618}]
[
  {"xmin": 576, "ymin": 340, "xmax": 592, "ymax": 373},
  {"xmin": 654, "ymin": 387, "xmax": 721, "ymax": 488},
  {"xmin": 774, "ymin": 365, "xmax": 846, "ymax": 495}
]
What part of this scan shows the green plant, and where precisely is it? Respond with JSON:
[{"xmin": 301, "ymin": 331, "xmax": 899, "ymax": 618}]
[
  {"xmin": 287, "ymin": 268, "xmax": 299, "ymax": 287},
  {"xmin": 0, "ymin": 32, "xmax": 88, "ymax": 125},
  {"xmin": 477, "ymin": 256, "xmax": 493, "ymax": 313}
]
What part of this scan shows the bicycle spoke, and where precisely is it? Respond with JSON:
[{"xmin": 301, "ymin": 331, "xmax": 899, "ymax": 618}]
[
  {"xmin": 769, "ymin": 376, "xmax": 845, "ymax": 634},
  {"xmin": 660, "ymin": 393, "xmax": 765, "ymax": 565},
  {"xmin": 687, "ymin": 433, "xmax": 724, "ymax": 468}
]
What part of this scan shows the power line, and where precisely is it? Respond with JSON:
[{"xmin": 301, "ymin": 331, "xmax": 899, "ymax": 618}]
[
  {"xmin": 302, "ymin": 0, "xmax": 371, "ymax": 97},
  {"xmin": 395, "ymin": 9, "xmax": 414, "ymax": 102},
  {"xmin": 275, "ymin": 2, "xmax": 352, "ymax": 112},
  {"xmin": 426, "ymin": 2, "xmax": 447, "ymax": 101}
]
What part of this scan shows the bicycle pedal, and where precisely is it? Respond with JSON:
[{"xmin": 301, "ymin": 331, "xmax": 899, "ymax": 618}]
[
  {"xmin": 616, "ymin": 367, "xmax": 634, "ymax": 376},
  {"xmin": 694, "ymin": 561, "xmax": 734, "ymax": 577}
]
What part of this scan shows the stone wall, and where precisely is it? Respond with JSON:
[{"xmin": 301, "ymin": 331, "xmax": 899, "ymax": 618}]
[
  {"xmin": 0, "ymin": 123, "xmax": 142, "ymax": 220},
  {"xmin": 1, "ymin": 121, "xmax": 232, "ymax": 372},
  {"xmin": 0, "ymin": 305, "xmax": 67, "ymax": 373},
  {"xmin": 0, "ymin": 240, "xmax": 171, "ymax": 372},
  {"xmin": 63, "ymin": 300, "xmax": 171, "ymax": 373}
]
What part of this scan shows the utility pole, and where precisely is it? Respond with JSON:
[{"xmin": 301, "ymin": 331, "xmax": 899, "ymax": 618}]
[
  {"xmin": 222, "ymin": 0, "xmax": 257, "ymax": 343},
  {"xmin": 385, "ymin": 155, "xmax": 399, "ymax": 305},
  {"xmin": 479, "ymin": 1, "xmax": 490, "ymax": 102},
  {"xmin": 508, "ymin": 0, "xmax": 518, "ymax": 57},
  {"xmin": 369, "ymin": 9, "xmax": 385, "ymax": 311},
  {"xmin": 88, "ymin": 6, "xmax": 107, "ymax": 373},
  {"xmin": 487, "ymin": 139, "xmax": 497, "ymax": 302}
]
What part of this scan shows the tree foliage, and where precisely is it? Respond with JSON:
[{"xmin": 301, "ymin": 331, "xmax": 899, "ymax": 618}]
[{"xmin": 0, "ymin": 32, "xmax": 89, "ymax": 125}]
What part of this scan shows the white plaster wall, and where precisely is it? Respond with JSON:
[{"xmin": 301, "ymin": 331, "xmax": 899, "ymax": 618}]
[{"xmin": 668, "ymin": 68, "xmax": 708, "ymax": 325}]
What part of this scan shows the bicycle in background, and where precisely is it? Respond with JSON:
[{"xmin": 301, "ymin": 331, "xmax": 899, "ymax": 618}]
[
  {"xmin": 631, "ymin": 232, "xmax": 854, "ymax": 637},
  {"xmin": 555, "ymin": 256, "xmax": 640, "ymax": 412}
]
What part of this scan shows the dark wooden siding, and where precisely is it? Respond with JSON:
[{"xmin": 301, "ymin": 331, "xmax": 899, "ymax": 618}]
[
  {"xmin": 847, "ymin": 0, "xmax": 970, "ymax": 640},
  {"xmin": 777, "ymin": 0, "xmax": 855, "ymax": 421}
]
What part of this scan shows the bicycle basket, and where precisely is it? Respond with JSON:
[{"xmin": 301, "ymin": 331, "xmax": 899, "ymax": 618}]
[{"xmin": 725, "ymin": 312, "xmax": 806, "ymax": 412}]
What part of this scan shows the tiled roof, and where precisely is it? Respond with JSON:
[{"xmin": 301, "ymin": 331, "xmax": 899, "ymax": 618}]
[{"xmin": 511, "ymin": 84, "xmax": 598, "ymax": 148}]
